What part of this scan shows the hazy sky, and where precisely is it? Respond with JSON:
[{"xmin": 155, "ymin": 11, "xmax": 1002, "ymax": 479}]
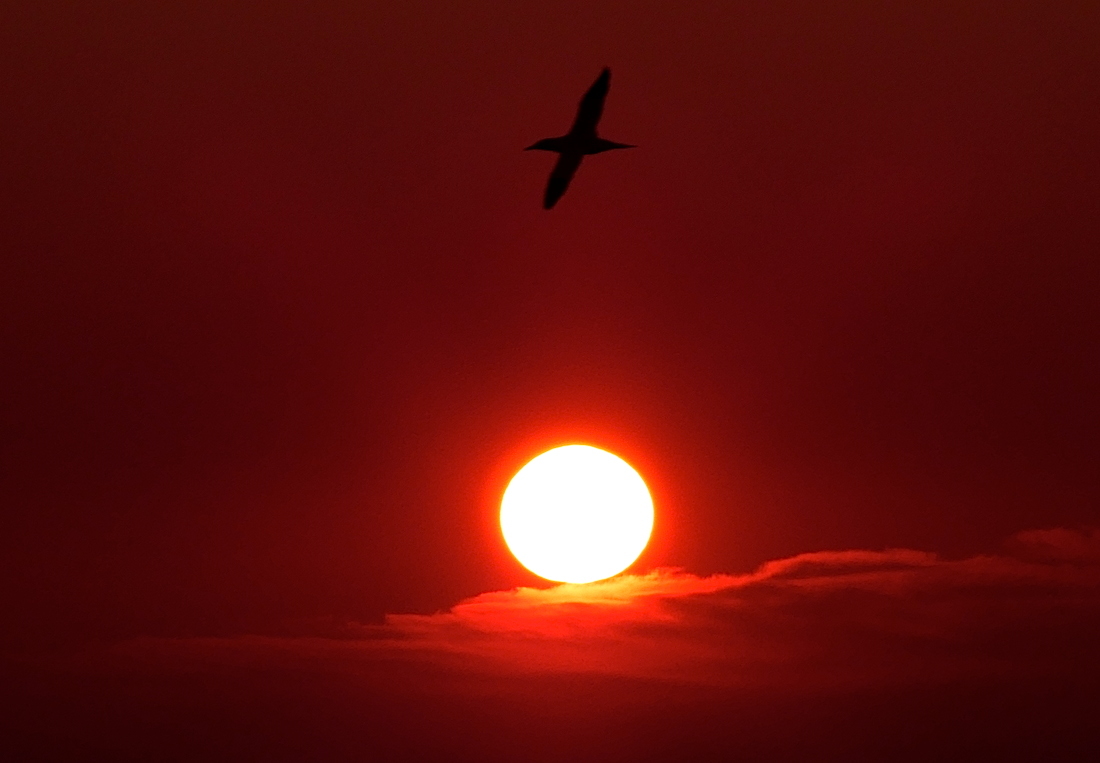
[{"xmin": 2, "ymin": 2, "xmax": 1098, "ymax": 759}]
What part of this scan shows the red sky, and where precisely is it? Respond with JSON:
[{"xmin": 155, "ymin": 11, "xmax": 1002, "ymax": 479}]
[{"xmin": 2, "ymin": 2, "xmax": 1098, "ymax": 759}]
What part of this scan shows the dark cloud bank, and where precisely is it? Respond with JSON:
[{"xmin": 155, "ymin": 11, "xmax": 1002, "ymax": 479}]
[{"xmin": 6, "ymin": 528, "xmax": 1099, "ymax": 762}]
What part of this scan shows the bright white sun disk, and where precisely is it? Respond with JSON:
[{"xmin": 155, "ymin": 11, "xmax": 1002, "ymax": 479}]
[{"xmin": 500, "ymin": 445, "xmax": 654, "ymax": 584}]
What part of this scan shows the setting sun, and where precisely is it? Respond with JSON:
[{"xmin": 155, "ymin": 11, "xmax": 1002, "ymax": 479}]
[{"xmin": 500, "ymin": 445, "xmax": 654, "ymax": 584}]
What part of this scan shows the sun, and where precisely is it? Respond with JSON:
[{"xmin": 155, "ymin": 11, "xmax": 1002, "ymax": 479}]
[{"xmin": 500, "ymin": 444, "xmax": 654, "ymax": 584}]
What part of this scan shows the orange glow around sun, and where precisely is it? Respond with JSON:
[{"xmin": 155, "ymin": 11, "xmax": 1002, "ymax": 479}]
[{"xmin": 500, "ymin": 445, "xmax": 654, "ymax": 584}]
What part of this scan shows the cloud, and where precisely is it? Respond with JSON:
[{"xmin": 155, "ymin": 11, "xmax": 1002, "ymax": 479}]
[
  {"xmin": 14, "ymin": 528, "xmax": 1099, "ymax": 762},
  {"xmin": 99, "ymin": 527, "xmax": 1100, "ymax": 693},
  {"xmin": 343, "ymin": 528, "xmax": 1098, "ymax": 691},
  {"xmin": 1005, "ymin": 526, "xmax": 1100, "ymax": 563}
]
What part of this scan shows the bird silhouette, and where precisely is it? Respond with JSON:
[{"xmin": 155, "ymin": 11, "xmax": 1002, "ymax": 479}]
[{"xmin": 525, "ymin": 68, "xmax": 635, "ymax": 209}]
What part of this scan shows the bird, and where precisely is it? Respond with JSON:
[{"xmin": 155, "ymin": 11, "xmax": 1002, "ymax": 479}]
[{"xmin": 524, "ymin": 68, "xmax": 635, "ymax": 209}]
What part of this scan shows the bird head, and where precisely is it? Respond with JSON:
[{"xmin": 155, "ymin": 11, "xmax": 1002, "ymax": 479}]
[{"xmin": 524, "ymin": 138, "xmax": 559, "ymax": 152}]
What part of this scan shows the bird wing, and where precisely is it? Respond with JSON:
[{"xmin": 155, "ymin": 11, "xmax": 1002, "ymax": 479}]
[
  {"xmin": 569, "ymin": 68, "xmax": 611, "ymax": 136},
  {"xmin": 543, "ymin": 152, "xmax": 584, "ymax": 209}
]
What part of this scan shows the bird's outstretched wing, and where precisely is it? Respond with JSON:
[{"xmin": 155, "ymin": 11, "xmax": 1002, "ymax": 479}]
[
  {"xmin": 544, "ymin": 152, "xmax": 584, "ymax": 209},
  {"xmin": 569, "ymin": 68, "xmax": 611, "ymax": 136}
]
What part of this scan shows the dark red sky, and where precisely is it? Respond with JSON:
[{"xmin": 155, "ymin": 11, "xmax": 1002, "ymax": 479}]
[{"xmin": 2, "ymin": 2, "xmax": 1099, "ymax": 759}]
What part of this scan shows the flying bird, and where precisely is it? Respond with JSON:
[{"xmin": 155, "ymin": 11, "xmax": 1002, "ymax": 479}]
[{"xmin": 525, "ymin": 68, "xmax": 635, "ymax": 209}]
